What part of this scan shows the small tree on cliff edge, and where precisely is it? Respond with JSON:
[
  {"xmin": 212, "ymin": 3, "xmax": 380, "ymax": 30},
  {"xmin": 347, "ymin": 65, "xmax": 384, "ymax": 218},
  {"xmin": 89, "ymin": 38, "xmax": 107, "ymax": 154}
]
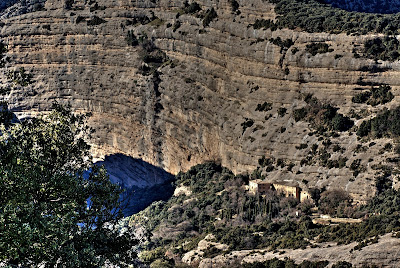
[{"xmin": 0, "ymin": 103, "xmax": 137, "ymax": 267}]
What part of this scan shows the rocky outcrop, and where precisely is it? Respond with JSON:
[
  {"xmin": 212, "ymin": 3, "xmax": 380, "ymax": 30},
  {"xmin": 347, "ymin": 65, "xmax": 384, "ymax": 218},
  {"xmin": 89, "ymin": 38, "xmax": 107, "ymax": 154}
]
[
  {"xmin": 1, "ymin": 0, "xmax": 400, "ymax": 201},
  {"xmin": 196, "ymin": 233, "xmax": 400, "ymax": 267}
]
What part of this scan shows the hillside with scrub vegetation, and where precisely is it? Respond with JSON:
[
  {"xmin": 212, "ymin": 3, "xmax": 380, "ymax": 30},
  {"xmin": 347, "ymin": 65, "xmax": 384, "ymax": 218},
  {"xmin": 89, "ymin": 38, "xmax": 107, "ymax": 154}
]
[{"xmin": 129, "ymin": 162, "xmax": 400, "ymax": 267}]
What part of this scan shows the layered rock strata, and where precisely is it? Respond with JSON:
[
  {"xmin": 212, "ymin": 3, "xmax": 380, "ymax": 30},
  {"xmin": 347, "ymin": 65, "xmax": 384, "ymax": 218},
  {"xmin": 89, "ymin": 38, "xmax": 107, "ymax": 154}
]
[{"xmin": 1, "ymin": 0, "xmax": 400, "ymax": 201}]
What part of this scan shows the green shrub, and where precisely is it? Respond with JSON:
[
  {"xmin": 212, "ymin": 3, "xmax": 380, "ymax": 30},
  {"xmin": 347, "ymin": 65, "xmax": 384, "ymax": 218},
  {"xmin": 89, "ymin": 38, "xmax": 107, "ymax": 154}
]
[
  {"xmin": 229, "ymin": 0, "xmax": 239, "ymax": 13},
  {"xmin": 202, "ymin": 245, "xmax": 224, "ymax": 258},
  {"xmin": 241, "ymin": 118, "xmax": 254, "ymax": 133},
  {"xmin": 332, "ymin": 261, "xmax": 353, "ymax": 268},
  {"xmin": 65, "ymin": 0, "xmax": 74, "ymax": 9},
  {"xmin": 352, "ymin": 91, "xmax": 371, "ymax": 104},
  {"xmin": 270, "ymin": 37, "xmax": 294, "ymax": 53},
  {"xmin": 363, "ymin": 36, "xmax": 400, "ymax": 61},
  {"xmin": 126, "ymin": 30, "xmax": 138, "ymax": 46},
  {"xmin": 7, "ymin": 67, "xmax": 33, "ymax": 87},
  {"xmin": 252, "ymin": 19, "xmax": 278, "ymax": 31},
  {"xmin": 87, "ymin": 16, "xmax": 106, "ymax": 26},
  {"xmin": 150, "ymin": 259, "xmax": 174, "ymax": 268},
  {"xmin": 305, "ymin": 43, "xmax": 333, "ymax": 56},
  {"xmin": 278, "ymin": 107, "xmax": 287, "ymax": 117},
  {"xmin": 184, "ymin": 2, "xmax": 202, "ymax": 14},
  {"xmin": 369, "ymin": 84, "xmax": 394, "ymax": 105},
  {"xmin": 89, "ymin": 3, "xmax": 106, "ymax": 12},
  {"xmin": 203, "ymin": 8, "xmax": 217, "ymax": 27},
  {"xmin": 140, "ymin": 247, "xmax": 166, "ymax": 264},
  {"xmin": 269, "ymin": 0, "xmax": 400, "ymax": 35},
  {"xmin": 296, "ymin": 143, "xmax": 308, "ymax": 150},
  {"xmin": 319, "ymin": 189, "xmax": 351, "ymax": 215},
  {"xmin": 352, "ymin": 85, "xmax": 393, "ymax": 105},
  {"xmin": 75, "ymin": 15, "xmax": 85, "ymax": 24},
  {"xmin": 357, "ymin": 106, "xmax": 400, "ymax": 138},
  {"xmin": 293, "ymin": 107, "xmax": 307, "ymax": 121},
  {"xmin": 255, "ymin": 102, "xmax": 272, "ymax": 112},
  {"xmin": 127, "ymin": 14, "xmax": 152, "ymax": 25},
  {"xmin": 293, "ymin": 96, "xmax": 353, "ymax": 132},
  {"xmin": 284, "ymin": 67, "xmax": 290, "ymax": 75},
  {"xmin": 173, "ymin": 20, "xmax": 181, "ymax": 32}
]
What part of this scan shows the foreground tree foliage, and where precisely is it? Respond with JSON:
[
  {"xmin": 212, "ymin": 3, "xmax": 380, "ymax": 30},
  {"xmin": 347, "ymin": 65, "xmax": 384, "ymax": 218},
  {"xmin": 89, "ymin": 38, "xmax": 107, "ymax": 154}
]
[{"xmin": 0, "ymin": 103, "xmax": 137, "ymax": 267}]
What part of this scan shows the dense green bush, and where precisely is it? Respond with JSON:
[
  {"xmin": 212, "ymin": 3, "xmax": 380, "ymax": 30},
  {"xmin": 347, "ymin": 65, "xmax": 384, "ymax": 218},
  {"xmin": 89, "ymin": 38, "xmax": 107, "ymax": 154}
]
[
  {"xmin": 331, "ymin": 261, "xmax": 353, "ymax": 268},
  {"xmin": 87, "ymin": 15, "xmax": 106, "ymax": 26},
  {"xmin": 243, "ymin": 258, "xmax": 342, "ymax": 268},
  {"xmin": 266, "ymin": 0, "xmax": 400, "ymax": 35},
  {"xmin": 293, "ymin": 107, "xmax": 307, "ymax": 121},
  {"xmin": 357, "ymin": 106, "xmax": 400, "ymax": 138},
  {"xmin": 183, "ymin": 1, "xmax": 202, "ymax": 14},
  {"xmin": 293, "ymin": 96, "xmax": 353, "ymax": 132},
  {"xmin": 256, "ymin": 102, "xmax": 273, "ymax": 112},
  {"xmin": 229, "ymin": 0, "xmax": 240, "ymax": 13},
  {"xmin": 241, "ymin": 118, "xmax": 255, "ymax": 133},
  {"xmin": 0, "ymin": 104, "xmax": 138, "ymax": 267},
  {"xmin": 134, "ymin": 33, "xmax": 169, "ymax": 75},
  {"xmin": 173, "ymin": 20, "xmax": 181, "ymax": 32},
  {"xmin": 7, "ymin": 67, "xmax": 33, "ymax": 87},
  {"xmin": 305, "ymin": 43, "xmax": 333, "ymax": 56},
  {"xmin": 252, "ymin": 19, "xmax": 278, "ymax": 31},
  {"xmin": 258, "ymin": 155, "xmax": 275, "ymax": 167},
  {"xmin": 363, "ymin": 36, "xmax": 400, "ymax": 61},
  {"xmin": 319, "ymin": 189, "xmax": 351, "ymax": 215},
  {"xmin": 352, "ymin": 91, "xmax": 371, "ymax": 104},
  {"xmin": 270, "ymin": 37, "xmax": 294, "ymax": 53},
  {"xmin": 75, "ymin": 15, "xmax": 85, "ymax": 24},
  {"xmin": 203, "ymin": 8, "xmax": 217, "ymax": 27},
  {"xmin": 278, "ymin": 107, "xmax": 287, "ymax": 117},
  {"xmin": 126, "ymin": 30, "xmax": 139, "ymax": 46},
  {"xmin": 365, "ymin": 85, "xmax": 393, "ymax": 106}
]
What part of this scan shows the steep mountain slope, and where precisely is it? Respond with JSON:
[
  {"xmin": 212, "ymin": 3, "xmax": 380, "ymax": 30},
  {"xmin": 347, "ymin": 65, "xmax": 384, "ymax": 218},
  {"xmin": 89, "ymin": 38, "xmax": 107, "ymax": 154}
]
[
  {"xmin": 2, "ymin": 0, "xmax": 400, "ymax": 202},
  {"xmin": 323, "ymin": 0, "xmax": 400, "ymax": 13}
]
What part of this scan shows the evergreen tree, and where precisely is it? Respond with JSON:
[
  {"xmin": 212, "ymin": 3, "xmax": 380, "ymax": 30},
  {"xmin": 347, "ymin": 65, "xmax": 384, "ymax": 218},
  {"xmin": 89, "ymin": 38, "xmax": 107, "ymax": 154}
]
[
  {"xmin": 0, "ymin": 39, "xmax": 137, "ymax": 266},
  {"xmin": 0, "ymin": 104, "xmax": 137, "ymax": 266}
]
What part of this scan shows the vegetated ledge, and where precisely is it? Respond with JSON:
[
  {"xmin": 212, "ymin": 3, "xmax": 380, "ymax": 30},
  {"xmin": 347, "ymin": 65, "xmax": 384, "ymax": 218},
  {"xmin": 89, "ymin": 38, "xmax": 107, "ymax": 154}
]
[
  {"xmin": 357, "ymin": 106, "xmax": 400, "ymax": 139},
  {"xmin": 293, "ymin": 94, "xmax": 354, "ymax": 134},
  {"xmin": 323, "ymin": 0, "xmax": 400, "ymax": 14},
  {"xmin": 266, "ymin": 0, "xmax": 400, "ymax": 35}
]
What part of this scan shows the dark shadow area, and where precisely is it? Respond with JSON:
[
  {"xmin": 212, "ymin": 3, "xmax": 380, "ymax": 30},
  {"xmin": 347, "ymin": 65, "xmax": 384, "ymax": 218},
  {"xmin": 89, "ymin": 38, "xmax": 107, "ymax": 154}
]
[
  {"xmin": 96, "ymin": 154, "xmax": 175, "ymax": 216},
  {"xmin": 0, "ymin": 0, "xmax": 46, "ymax": 17},
  {"xmin": 320, "ymin": 0, "xmax": 400, "ymax": 14},
  {"xmin": 0, "ymin": 0, "xmax": 18, "ymax": 12}
]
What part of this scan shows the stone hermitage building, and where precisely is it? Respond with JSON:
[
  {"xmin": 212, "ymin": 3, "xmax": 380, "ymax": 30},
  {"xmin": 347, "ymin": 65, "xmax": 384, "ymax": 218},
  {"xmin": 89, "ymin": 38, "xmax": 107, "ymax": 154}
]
[{"xmin": 249, "ymin": 179, "xmax": 311, "ymax": 203}]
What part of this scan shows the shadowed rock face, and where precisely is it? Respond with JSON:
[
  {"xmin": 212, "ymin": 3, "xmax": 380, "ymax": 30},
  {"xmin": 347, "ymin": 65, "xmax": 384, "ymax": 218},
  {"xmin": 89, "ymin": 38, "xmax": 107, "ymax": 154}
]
[
  {"xmin": 0, "ymin": 0, "xmax": 18, "ymax": 11},
  {"xmin": 2, "ymin": 0, "xmax": 400, "ymax": 202},
  {"xmin": 97, "ymin": 154, "xmax": 174, "ymax": 189},
  {"xmin": 322, "ymin": 0, "xmax": 400, "ymax": 14},
  {"xmin": 0, "ymin": 0, "xmax": 46, "ymax": 19},
  {"xmin": 96, "ymin": 154, "xmax": 175, "ymax": 216}
]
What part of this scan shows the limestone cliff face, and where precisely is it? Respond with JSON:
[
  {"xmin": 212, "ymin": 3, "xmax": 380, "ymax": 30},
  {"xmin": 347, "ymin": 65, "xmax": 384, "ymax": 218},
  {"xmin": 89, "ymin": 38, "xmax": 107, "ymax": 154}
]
[{"xmin": 1, "ymin": 0, "xmax": 399, "ymax": 200}]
